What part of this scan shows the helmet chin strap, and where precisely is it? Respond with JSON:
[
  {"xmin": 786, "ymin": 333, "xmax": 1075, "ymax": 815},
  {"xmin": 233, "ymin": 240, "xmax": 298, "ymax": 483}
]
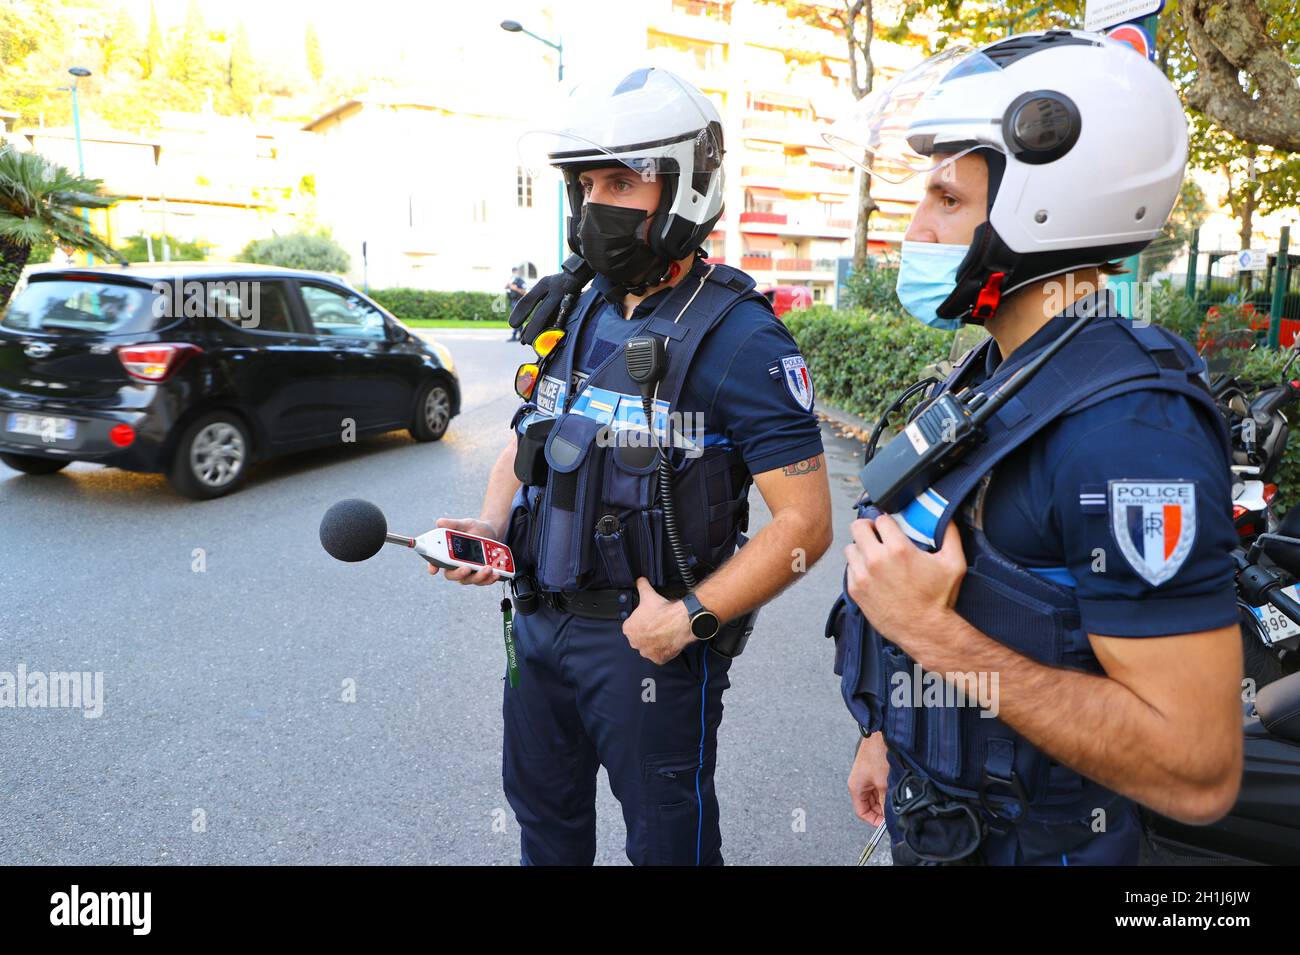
[
  {"xmin": 971, "ymin": 272, "xmax": 1007, "ymax": 323},
  {"xmin": 935, "ymin": 221, "xmax": 1020, "ymax": 326}
]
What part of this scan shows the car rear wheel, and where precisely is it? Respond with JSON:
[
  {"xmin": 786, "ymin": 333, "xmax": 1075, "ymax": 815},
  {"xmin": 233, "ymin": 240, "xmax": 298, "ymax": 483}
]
[
  {"xmin": 168, "ymin": 411, "xmax": 251, "ymax": 499},
  {"xmin": 410, "ymin": 379, "xmax": 451, "ymax": 442},
  {"xmin": 0, "ymin": 452, "xmax": 70, "ymax": 475}
]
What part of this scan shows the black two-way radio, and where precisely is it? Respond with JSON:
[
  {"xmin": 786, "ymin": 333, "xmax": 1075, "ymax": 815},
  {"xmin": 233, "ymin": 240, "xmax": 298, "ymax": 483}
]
[
  {"xmin": 859, "ymin": 299, "xmax": 1100, "ymax": 514},
  {"xmin": 624, "ymin": 334, "xmax": 754, "ymax": 658}
]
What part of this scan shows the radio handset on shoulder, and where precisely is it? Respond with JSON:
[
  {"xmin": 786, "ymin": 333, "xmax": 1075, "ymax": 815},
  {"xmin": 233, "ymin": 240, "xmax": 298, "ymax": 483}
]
[
  {"xmin": 858, "ymin": 300, "xmax": 1099, "ymax": 514},
  {"xmin": 624, "ymin": 335, "xmax": 694, "ymax": 589}
]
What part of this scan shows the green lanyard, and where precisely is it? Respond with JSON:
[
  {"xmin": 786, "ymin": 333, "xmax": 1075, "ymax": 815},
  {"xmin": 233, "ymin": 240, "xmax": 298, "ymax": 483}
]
[{"xmin": 500, "ymin": 595, "xmax": 520, "ymax": 688}]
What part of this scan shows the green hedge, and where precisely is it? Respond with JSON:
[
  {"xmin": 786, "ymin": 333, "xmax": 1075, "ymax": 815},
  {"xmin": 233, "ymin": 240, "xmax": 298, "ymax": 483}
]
[
  {"xmin": 787, "ymin": 289, "xmax": 1300, "ymax": 516},
  {"xmin": 369, "ymin": 288, "xmax": 505, "ymax": 323},
  {"xmin": 784, "ymin": 304, "xmax": 949, "ymax": 425}
]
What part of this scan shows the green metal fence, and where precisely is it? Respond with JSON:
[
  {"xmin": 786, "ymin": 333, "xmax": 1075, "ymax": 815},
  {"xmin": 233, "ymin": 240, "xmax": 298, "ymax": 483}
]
[{"xmin": 1182, "ymin": 227, "xmax": 1298, "ymax": 348}]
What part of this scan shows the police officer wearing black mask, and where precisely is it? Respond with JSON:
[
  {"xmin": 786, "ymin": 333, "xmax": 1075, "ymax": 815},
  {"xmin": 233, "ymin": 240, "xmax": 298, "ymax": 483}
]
[{"xmin": 431, "ymin": 68, "xmax": 833, "ymax": 865}]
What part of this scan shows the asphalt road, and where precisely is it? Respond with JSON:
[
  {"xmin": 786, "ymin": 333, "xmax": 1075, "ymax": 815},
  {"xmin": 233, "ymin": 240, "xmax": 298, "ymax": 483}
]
[{"xmin": 0, "ymin": 328, "xmax": 889, "ymax": 865}]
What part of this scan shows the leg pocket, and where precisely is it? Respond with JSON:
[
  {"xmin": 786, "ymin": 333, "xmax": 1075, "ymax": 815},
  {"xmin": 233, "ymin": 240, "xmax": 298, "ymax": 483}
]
[{"xmin": 643, "ymin": 752, "xmax": 704, "ymax": 866}]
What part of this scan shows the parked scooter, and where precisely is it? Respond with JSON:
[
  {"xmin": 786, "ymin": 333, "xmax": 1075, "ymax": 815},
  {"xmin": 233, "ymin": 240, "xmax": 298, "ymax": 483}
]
[
  {"xmin": 1205, "ymin": 335, "xmax": 1300, "ymax": 688},
  {"xmin": 1142, "ymin": 542, "xmax": 1300, "ymax": 865}
]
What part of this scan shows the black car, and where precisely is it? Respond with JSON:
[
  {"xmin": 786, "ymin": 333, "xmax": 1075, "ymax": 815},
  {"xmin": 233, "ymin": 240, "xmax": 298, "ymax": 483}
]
[{"xmin": 0, "ymin": 263, "xmax": 460, "ymax": 498}]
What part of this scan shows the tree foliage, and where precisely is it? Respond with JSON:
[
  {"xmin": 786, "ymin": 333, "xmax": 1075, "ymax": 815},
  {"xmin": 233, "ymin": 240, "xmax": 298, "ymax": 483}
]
[
  {"xmin": 0, "ymin": 0, "xmax": 288, "ymax": 131},
  {"xmin": 238, "ymin": 231, "xmax": 350, "ymax": 273},
  {"xmin": 1181, "ymin": 0, "xmax": 1300, "ymax": 153},
  {"xmin": 0, "ymin": 145, "xmax": 120, "ymax": 308},
  {"xmin": 117, "ymin": 233, "xmax": 212, "ymax": 263},
  {"xmin": 306, "ymin": 23, "xmax": 324, "ymax": 86}
]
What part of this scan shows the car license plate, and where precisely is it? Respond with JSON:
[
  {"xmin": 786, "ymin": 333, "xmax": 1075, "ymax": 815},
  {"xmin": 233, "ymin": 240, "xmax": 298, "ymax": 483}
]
[
  {"xmin": 1249, "ymin": 584, "xmax": 1300, "ymax": 645},
  {"xmin": 5, "ymin": 412, "xmax": 76, "ymax": 441}
]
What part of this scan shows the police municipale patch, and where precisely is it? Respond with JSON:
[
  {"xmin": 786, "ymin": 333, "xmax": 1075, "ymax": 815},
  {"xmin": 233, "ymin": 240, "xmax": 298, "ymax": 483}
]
[
  {"xmin": 1108, "ymin": 481, "xmax": 1196, "ymax": 586},
  {"xmin": 781, "ymin": 355, "xmax": 814, "ymax": 411}
]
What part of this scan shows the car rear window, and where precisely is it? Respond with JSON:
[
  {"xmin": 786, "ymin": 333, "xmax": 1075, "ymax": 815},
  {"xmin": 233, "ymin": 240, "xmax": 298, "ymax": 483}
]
[{"xmin": 1, "ymin": 280, "xmax": 159, "ymax": 336}]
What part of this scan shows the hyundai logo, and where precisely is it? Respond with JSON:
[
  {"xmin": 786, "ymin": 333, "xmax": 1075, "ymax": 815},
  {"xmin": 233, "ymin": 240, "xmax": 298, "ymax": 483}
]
[{"xmin": 24, "ymin": 342, "xmax": 53, "ymax": 359}]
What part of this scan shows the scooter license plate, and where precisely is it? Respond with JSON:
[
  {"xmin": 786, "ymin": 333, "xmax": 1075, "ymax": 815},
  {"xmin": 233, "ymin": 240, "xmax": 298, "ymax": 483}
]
[{"xmin": 1249, "ymin": 584, "xmax": 1300, "ymax": 645}]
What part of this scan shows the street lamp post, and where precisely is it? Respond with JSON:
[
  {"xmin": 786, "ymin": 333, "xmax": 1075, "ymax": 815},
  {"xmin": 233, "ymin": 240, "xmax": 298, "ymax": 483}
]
[
  {"xmin": 501, "ymin": 19, "xmax": 565, "ymax": 272},
  {"xmin": 66, "ymin": 66, "xmax": 93, "ymax": 265}
]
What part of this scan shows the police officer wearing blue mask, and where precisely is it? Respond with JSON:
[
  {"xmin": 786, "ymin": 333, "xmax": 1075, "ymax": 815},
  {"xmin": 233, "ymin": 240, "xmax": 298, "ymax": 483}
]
[
  {"xmin": 823, "ymin": 31, "xmax": 1243, "ymax": 865},
  {"xmin": 431, "ymin": 68, "xmax": 833, "ymax": 865}
]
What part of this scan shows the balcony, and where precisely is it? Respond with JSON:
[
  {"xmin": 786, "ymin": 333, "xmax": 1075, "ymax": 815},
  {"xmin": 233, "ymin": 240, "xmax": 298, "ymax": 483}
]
[
  {"xmin": 740, "ymin": 163, "xmax": 854, "ymax": 195},
  {"xmin": 741, "ymin": 115, "xmax": 790, "ymax": 142},
  {"xmin": 741, "ymin": 255, "xmax": 774, "ymax": 271},
  {"xmin": 740, "ymin": 211, "xmax": 787, "ymax": 225},
  {"xmin": 656, "ymin": 0, "xmax": 732, "ymax": 43},
  {"xmin": 775, "ymin": 258, "xmax": 814, "ymax": 272}
]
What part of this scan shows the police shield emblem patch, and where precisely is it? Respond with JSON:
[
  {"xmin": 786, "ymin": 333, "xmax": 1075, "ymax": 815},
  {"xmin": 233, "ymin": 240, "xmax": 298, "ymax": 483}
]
[
  {"xmin": 781, "ymin": 355, "xmax": 814, "ymax": 411},
  {"xmin": 1109, "ymin": 481, "xmax": 1197, "ymax": 586}
]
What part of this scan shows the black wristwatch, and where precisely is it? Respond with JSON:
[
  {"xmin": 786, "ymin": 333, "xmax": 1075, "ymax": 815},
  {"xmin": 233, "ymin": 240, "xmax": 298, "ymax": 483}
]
[{"xmin": 682, "ymin": 592, "xmax": 720, "ymax": 641}]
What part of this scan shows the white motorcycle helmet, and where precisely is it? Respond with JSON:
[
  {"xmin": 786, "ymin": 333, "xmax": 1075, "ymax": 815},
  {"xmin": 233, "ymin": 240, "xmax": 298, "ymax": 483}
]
[
  {"xmin": 825, "ymin": 29, "xmax": 1189, "ymax": 323},
  {"xmin": 525, "ymin": 67, "xmax": 725, "ymax": 288}
]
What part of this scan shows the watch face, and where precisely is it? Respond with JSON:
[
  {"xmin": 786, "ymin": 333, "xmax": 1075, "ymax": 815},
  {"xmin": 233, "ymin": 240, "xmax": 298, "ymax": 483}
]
[{"xmin": 691, "ymin": 611, "xmax": 719, "ymax": 640}]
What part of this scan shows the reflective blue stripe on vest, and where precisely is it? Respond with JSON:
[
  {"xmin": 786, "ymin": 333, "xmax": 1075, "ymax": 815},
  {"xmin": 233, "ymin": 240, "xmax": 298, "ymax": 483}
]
[{"xmin": 507, "ymin": 263, "xmax": 766, "ymax": 592}]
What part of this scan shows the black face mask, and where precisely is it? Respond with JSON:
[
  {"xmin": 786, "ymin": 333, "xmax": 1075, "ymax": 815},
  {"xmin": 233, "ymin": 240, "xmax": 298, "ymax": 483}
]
[{"xmin": 577, "ymin": 201, "xmax": 669, "ymax": 293}]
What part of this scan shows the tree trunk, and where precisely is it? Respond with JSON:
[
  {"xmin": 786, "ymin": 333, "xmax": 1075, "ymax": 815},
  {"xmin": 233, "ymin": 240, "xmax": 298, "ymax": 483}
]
[
  {"xmin": 853, "ymin": 169, "xmax": 876, "ymax": 271},
  {"xmin": 843, "ymin": 0, "xmax": 875, "ymax": 273},
  {"xmin": 0, "ymin": 237, "xmax": 32, "ymax": 313},
  {"xmin": 1239, "ymin": 184, "xmax": 1256, "ymax": 296}
]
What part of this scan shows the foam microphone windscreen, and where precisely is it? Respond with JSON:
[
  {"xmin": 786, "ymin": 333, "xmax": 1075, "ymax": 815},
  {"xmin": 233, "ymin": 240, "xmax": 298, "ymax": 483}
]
[{"xmin": 319, "ymin": 498, "xmax": 388, "ymax": 562}]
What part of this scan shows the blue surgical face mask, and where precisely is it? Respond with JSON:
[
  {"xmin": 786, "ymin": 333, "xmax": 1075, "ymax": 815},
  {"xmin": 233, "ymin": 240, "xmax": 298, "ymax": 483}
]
[{"xmin": 896, "ymin": 240, "xmax": 969, "ymax": 330}]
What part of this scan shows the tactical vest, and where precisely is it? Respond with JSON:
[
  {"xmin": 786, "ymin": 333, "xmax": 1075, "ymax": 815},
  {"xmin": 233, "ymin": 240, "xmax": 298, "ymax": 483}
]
[
  {"xmin": 826, "ymin": 297, "xmax": 1232, "ymax": 825},
  {"xmin": 504, "ymin": 262, "xmax": 769, "ymax": 594}
]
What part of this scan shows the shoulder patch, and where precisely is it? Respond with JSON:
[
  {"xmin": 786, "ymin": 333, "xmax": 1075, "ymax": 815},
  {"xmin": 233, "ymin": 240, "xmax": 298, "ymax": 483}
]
[
  {"xmin": 781, "ymin": 355, "xmax": 814, "ymax": 411},
  {"xmin": 1108, "ymin": 480, "xmax": 1197, "ymax": 586}
]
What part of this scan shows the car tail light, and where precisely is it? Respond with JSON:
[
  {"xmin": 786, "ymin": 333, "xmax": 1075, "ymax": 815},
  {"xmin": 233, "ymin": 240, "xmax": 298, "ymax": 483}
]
[
  {"xmin": 117, "ymin": 343, "xmax": 202, "ymax": 381},
  {"xmin": 1233, "ymin": 504, "xmax": 1249, "ymax": 521},
  {"xmin": 109, "ymin": 424, "xmax": 135, "ymax": 447},
  {"xmin": 1265, "ymin": 484, "xmax": 1278, "ymax": 503}
]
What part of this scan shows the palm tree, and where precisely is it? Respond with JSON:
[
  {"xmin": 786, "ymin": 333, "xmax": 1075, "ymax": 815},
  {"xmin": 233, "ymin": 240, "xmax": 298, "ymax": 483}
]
[{"xmin": 0, "ymin": 144, "xmax": 122, "ymax": 310}]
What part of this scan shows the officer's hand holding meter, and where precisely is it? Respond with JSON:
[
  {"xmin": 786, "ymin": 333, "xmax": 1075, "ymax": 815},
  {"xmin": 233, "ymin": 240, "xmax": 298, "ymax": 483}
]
[{"xmin": 425, "ymin": 517, "xmax": 504, "ymax": 585}]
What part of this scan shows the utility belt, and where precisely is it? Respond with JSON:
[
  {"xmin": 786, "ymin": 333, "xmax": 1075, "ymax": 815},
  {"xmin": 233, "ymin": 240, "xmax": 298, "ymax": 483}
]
[
  {"xmin": 542, "ymin": 582, "xmax": 690, "ymax": 618},
  {"xmin": 511, "ymin": 574, "xmax": 757, "ymax": 658}
]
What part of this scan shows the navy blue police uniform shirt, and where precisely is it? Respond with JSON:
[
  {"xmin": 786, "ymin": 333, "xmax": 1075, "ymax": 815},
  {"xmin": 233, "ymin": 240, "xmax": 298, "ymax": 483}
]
[
  {"xmin": 550, "ymin": 261, "xmax": 824, "ymax": 476},
  {"xmin": 975, "ymin": 305, "xmax": 1238, "ymax": 638}
]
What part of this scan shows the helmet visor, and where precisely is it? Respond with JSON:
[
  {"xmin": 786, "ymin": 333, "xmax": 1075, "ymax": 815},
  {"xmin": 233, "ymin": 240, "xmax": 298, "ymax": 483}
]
[
  {"xmin": 822, "ymin": 47, "xmax": 1005, "ymax": 184},
  {"xmin": 518, "ymin": 68, "xmax": 722, "ymax": 200}
]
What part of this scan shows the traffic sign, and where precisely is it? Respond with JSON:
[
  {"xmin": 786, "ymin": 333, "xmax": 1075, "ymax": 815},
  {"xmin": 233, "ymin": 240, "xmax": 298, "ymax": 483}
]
[
  {"xmin": 1085, "ymin": 0, "xmax": 1165, "ymax": 32},
  {"xmin": 1239, "ymin": 249, "xmax": 1268, "ymax": 272},
  {"xmin": 1104, "ymin": 22, "xmax": 1155, "ymax": 61}
]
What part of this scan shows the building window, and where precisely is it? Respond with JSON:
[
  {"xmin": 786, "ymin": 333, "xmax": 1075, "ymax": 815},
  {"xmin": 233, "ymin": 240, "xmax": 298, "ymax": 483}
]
[
  {"xmin": 516, "ymin": 166, "xmax": 533, "ymax": 208},
  {"xmin": 671, "ymin": 0, "xmax": 731, "ymax": 23},
  {"xmin": 647, "ymin": 31, "xmax": 724, "ymax": 70}
]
